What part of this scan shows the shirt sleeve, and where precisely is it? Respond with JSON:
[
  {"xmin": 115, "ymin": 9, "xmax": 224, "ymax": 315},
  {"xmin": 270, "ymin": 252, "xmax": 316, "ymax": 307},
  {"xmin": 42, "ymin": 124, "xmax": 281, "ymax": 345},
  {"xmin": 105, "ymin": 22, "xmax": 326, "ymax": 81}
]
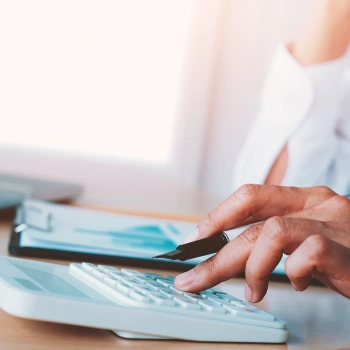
[{"xmin": 233, "ymin": 43, "xmax": 350, "ymax": 195}]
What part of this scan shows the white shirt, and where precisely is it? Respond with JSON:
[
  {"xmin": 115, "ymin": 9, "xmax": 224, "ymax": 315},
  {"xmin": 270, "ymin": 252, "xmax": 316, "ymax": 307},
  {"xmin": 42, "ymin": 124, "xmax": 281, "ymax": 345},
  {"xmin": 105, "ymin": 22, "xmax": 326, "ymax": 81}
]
[{"xmin": 234, "ymin": 44, "xmax": 350, "ymax": 195}]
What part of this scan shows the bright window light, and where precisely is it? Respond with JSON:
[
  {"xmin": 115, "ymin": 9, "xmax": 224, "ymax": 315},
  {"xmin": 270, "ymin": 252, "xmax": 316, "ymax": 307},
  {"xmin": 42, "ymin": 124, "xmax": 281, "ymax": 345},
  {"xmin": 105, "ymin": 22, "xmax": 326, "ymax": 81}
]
[{"xmin": 0, "ymin": 1, "xmax": 195, "ymax": 162}]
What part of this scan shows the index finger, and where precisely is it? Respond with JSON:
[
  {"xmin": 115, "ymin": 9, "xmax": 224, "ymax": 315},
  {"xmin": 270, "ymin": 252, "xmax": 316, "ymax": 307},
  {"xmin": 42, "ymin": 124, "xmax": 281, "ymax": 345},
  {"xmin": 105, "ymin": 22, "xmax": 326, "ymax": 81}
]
[
  {"xmin": 186, "ymin": 185, "xmax": 336, "ymax": 243},
  {"xmin": 175, "ymin": 223, "xmax": 263, "ymax": 293}
]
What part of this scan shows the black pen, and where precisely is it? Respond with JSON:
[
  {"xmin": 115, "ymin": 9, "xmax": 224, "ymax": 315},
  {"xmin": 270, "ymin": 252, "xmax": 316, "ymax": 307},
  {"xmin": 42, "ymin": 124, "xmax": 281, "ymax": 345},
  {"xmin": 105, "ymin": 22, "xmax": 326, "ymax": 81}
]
[{"xmin": 153, "ymin": 223, "xmax": 253, "ymax": 261}]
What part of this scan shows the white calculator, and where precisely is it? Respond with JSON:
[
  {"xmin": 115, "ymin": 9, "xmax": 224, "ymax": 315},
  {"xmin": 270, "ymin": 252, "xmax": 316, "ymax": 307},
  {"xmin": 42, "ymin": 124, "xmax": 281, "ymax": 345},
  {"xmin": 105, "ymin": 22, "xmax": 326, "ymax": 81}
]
[{"xmin": 0, "ymin": 256, "xmax": 290, "ymax": 343}]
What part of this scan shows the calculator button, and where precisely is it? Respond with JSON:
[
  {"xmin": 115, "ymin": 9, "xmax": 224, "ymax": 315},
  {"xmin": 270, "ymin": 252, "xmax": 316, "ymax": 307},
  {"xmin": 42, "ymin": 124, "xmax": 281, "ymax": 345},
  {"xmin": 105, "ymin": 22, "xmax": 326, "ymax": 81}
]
[
  {"xmin": 98, "ymin": 265, "xmax": 120, "ymax": 273},
  {"xmin": 116, "ymin": 282, "xmax": 132, "ymax": 295},
  {"xmin": 81, "ymin": 262, "xmax": 96, "ymax": 272},
  {"xmin": 207, "ymin": 296, "xmax": 231, "ymax": 305},
  {"xmin": 92, "ymin": 268, "xmax": 108, "ymax": 279},
  {"xmin": 169, "ymin": 285, "xmax": 184, "ymax": 294},
  {"xmin": 120, "ymin": 277, "xmax": 138, "ymax": 288},
  {"xmin": 134, "ymin": 286, "xmax": 154, "ymax": 295},
  {"xmin": 198, "ymin": 300, "xmax": 227, "ymax": 314},
  {"xmin": 199, "ymin": 291, "xmax": 215, "ymax": 298},
  {"xmin": 159, "ymin": 290, "xmax": 182, "ymax": 298},
  {"xmin": 144, "ymin": 272, "xmax": 163, "ymax": 280},
  {"xmin": 148, "ymin": 293, "xmax": 176, "ymax": 306},
  {"xmin": 164, "ymin": 276, "xmax": 175, "ymax": 282},
  {"xmin": 157, "ymin": 287, "xmax": 172, "ymax": 294},
  {"xmin": 223, "ymin": 304, "xmax": 275, "ymax": 321},
  {"xmin": 215, "ymin": 293, "xmax": 241, "ymax": 302},
  {"xmin": 103, "ymin": 275, "xmax": 120, "ymax": 287},
  {"xmin": 213, "ymin": 291, "xmax": 228, "ymax": 297},
  {"xmin": 129, "ymin": 290, "xmax": 151, "ymax": 303},
  {"xmin": 183, "ymin": 293, "xmax": 202, "ymax": 302},
  {"xmin": 230, "ymin": 300, "xmax": 258, "ymax": 310},
  {"xmin": 121, "ymin": 269, "xmax": 144, "ymax": 277},
  {"xmin": 156, "ymin": 279, "xmax": 173, "ymax": 287},
  {"xmin": 184, "ymin": 292, "xmax": 201, "ymax": 297},
  {"xmin": 109, "ymin": 271, "xmax": 124, "ymax": 280},
  {"xmin": 133, "ymin": 276, "xmax": 154, "ymax": 284},
  {"xmin": 145, "ymin": 281, "xmax": 162, "ymax": 290},
  {"xmin": 173, "ymin": 296, "xmax": 202, "ymax": 310},
  {"xmin": 154, "ymin": 292, "xmax": 172, "ymax": 299}
]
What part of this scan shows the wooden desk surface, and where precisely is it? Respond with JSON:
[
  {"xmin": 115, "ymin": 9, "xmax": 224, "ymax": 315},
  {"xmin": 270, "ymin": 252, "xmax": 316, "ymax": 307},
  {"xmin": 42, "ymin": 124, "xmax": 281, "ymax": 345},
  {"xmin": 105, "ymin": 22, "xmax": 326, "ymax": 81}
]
[{"xmin": 0, "ymin": 211, "xmax": 349, "ymax": 350}]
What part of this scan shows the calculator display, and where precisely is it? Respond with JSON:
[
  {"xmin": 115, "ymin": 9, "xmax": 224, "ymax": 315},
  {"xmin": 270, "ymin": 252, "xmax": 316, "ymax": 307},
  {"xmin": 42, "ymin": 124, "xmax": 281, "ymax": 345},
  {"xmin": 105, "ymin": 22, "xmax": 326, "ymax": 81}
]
[{"xmin": 11, "ymin": 263, "xmax": 87, "ymax": 298}]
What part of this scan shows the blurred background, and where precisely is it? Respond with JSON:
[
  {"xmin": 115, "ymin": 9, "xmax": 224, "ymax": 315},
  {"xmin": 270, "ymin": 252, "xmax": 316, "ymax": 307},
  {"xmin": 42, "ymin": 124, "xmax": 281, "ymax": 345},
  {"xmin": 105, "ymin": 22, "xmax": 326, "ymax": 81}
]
[{"xmin": 0, "ymin": 0, "xmax": 319, "ymax": 213}]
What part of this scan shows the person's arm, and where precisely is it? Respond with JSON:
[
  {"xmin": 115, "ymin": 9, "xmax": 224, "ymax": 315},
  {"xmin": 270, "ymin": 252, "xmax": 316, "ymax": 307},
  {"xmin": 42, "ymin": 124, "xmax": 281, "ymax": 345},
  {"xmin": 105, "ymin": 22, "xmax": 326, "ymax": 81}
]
[
  {"xmin": 265, "ymin": 0, "xmax": 350, "ymax": 185},
  {"xmin": 291, "ymin": 0, "xmax": 350, "ymax": 65},
  {"xmin": 175, "ymin": 185, "xmax": 350, "ymax": 302}
]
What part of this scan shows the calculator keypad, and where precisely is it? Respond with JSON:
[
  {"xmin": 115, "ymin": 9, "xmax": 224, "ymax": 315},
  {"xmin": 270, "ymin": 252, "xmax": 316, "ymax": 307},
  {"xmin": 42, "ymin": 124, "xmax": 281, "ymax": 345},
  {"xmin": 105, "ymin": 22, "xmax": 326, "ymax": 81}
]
[{"xmin": 69, "ymin": 263, "xmax": 275, "ymax": 323}]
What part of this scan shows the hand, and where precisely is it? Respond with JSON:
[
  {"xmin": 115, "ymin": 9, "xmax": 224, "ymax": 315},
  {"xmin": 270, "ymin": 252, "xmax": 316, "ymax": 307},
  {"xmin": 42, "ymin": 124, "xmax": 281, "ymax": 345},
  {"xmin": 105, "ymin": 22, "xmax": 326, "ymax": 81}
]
[{"xmin": 174, "ymin": 185, "xmax": 350, "ymax": 302}]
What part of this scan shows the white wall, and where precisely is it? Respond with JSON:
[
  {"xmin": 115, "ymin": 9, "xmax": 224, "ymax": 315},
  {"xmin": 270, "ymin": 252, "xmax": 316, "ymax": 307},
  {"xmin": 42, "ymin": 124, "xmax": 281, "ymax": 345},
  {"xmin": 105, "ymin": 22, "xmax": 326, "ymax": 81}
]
[
  {"xmin": 199, "ymin": 0, "xmax": 318, "ymax": 198},
  {"xmin": 0, "ymin": 0, "xmax": 225, "ymax": 213}
]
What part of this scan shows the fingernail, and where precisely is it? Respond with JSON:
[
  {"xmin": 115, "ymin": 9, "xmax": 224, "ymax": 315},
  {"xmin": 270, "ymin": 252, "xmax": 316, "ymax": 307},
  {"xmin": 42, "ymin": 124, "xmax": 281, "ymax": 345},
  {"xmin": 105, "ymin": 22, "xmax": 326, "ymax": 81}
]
[
  {"xmin": 291, "ymin": 281, "xmax": 299, "ymax": 291},
  {"xmin": 244, "ymin": 283, "xmax": 255, "ymax": 302},
  {"xmin": 175, "ymin": 269, "xmax": 196, "ymax": 287},
  {"xmin": 182, "ymin": 228, "xmax": 199, "ymax": 244}
]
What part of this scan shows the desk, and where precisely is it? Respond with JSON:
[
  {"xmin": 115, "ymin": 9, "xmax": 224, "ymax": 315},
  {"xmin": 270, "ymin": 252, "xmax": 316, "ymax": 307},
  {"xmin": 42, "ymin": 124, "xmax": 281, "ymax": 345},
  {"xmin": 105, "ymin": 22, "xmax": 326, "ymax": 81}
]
[{"xmin": 0, "ymin": 211, "xmax": 349, "ymax": 350}]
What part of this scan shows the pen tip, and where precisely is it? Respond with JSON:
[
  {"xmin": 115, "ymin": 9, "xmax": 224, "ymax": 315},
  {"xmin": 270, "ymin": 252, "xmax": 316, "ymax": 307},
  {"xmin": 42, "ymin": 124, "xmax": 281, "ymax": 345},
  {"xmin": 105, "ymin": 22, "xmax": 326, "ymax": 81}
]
[
  {"xmin": 152, "ymin": 254, "xmax": 165, "ymax": 259},
  {"xmin": 152, "ymin": 249, "xmax": 182, "ymax": 260}
]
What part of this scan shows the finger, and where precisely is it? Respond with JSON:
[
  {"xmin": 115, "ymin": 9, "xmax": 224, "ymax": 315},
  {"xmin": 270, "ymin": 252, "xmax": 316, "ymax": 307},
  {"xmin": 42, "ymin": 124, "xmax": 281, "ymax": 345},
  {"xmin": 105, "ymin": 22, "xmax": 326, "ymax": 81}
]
[
  {"xmin": 175, "ymin": 224, "xmax": 263, "ymax": 292},
  {"xmin": 185, "ymin": 185, "xmax": 336, "ymax": 243},
  {"xmin": 285, "ymin": 235, "xmax": 350, "ymax": 297},
  {"xmin": 244, "ymin": 217, "xmax": 327, "ymax": 302}
]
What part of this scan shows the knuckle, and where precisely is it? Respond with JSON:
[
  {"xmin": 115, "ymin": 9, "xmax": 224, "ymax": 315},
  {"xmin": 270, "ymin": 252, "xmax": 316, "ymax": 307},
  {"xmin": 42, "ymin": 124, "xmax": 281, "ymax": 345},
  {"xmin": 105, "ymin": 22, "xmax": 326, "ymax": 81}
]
[
  {"xmin": 329, "ymin": 195, "xmax": 350, "ymax": 211},
  {"xmin": 314, "ymin": 185, "xmax": 336, "ymax": 198},
  {"xmin": 236, "ymin": 184, "xmax": 262, "ymax": 200},
  {"xmin": 306, "ymin": 234, "xmax": 330, "ymax": 260},
  {"xmin": 262, "ymin": 216, "xmax": 288, "ymax": 242},
  {"xmin": 238, "ymin": 225, "xmax": 261, "ymax": 246}
]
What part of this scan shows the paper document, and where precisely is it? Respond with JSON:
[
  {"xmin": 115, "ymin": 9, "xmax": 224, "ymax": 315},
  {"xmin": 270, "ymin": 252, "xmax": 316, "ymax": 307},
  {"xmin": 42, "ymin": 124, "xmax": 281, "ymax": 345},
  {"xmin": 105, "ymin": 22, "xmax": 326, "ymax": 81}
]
[{"xmin": 15, "ymin": 199, "xmax": 203, "ymax": 263}]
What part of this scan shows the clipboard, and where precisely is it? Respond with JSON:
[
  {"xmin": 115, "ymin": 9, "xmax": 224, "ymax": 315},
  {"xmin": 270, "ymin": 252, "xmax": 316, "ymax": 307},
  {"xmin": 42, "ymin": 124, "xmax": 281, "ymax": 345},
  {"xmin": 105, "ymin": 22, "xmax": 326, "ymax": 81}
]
[{"xmin": 8, "ymin": 199, "xmax": 201, "ymax": 272}]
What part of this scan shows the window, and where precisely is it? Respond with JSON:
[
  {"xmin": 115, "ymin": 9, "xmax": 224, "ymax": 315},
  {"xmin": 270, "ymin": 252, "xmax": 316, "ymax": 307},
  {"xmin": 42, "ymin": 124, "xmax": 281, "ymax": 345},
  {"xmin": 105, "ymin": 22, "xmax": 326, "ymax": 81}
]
[
  {"xmin": 0, "ymin": 0, "xmax": 224, "ymax": 212},
  {"xmin": 0, "ymin": 1, "xmax": 195, "ymax": 163}
]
